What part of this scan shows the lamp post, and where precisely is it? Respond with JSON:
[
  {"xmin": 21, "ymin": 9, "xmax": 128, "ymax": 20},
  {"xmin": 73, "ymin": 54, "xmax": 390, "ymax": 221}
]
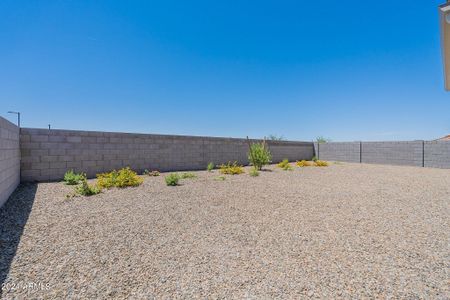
[
  {"xmin": 7, "ymin": 111, "xmax": 20, "ymax": 128},
  {"xmin": 439, "ymin": 1, "xmax": 450, "ymax": 90}
]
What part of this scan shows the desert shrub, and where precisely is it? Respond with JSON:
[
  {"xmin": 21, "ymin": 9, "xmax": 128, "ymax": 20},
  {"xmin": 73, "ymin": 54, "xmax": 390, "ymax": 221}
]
[
  {"xmin": 247, "ymin": 140, "xmax": 272, "ymax": 170},
  {"xmin": 284, "ymin": 164, "xmax": 293, "ymax": 171},
  {"xmin": 116, "ymin": 167, "xmax": 143, "ymax": 187},
  {"xmin": 312, "ymin": 156, "xmax": 318, "ymax": 162},
  {"xmin": 314, "ymin": 160, "xmax": 329, "ymax": 167},
  {"xmin": 249, "ymin": 168, "xmax": 259, "ymax": 177},
  {"xmin": 165, "ymin": 173, "xmax": 180, "ymax": 186},
  {"xmin": 180, "ymin": 172, "xmax": 196, "ymax": 179},
  {"xmin": 144, "ymin": 169, "xmax": 160, "ymax": 176},
  {"xmin": 97, "ymin": 170, "xmax": 118, "ymax": 188},
  {"xmin": 76, "ymin": 174, "xmax": 101, "ymax": 196},
  {"xmin": 277, "ymin": 159, "xmax": 293, "ymax": 171},
  {"xmin": 97, "ymin": 167, "xmax": 143, "ymax": 189},
  {"xmin": 277, "ymin": 159, "xmax": 289, "ymax": 168},
  {"xmin": 219, "ymin": 161, "xmax": 244, "ymax": 175},
  {"xmin": 296, "ymin": 160, "xmax": 313, "ymax": 167},
  {"xmin": 207, "ymin": 162, "xmax": 215, "ymax": 172},
  {"xmin": 64, "ymin": 170, "xmax": 82, "ymax": 185}
]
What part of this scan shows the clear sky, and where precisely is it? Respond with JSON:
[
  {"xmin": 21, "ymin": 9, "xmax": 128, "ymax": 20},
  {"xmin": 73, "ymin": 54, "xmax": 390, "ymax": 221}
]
[{"xmin": 0, "ymin": 1, "xmax": 449, "ymax": 141}]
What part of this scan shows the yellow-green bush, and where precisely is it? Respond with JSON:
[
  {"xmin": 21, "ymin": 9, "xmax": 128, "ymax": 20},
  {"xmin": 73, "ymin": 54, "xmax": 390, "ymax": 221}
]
[
  {"xmin": 97, "ymin": 167, "xmax": 143, "ymax": 189},
  {"xmin": 219, "ymin": 161, "xmax": 244, "ymax": 175},
  {"xmin": 76, "ymin": 174, "xmax": 101, "ymax": 196},
  {"xmin": 277, "ymin": 159, "xmax": 293, "ymax": 170},
  {"xmin": 63, "ymin": 170, "xmax": 82, "ymax": 185},
  {"xmin": 165, "ymin": 173, "xmax": 179, "ymax": 186},
  {"xmin": 314, "ymin": 160, "xmax": 329, "ymax": 167},
  {"xmin": 180, "ymin": 172, "xmax": 197, "ymax": 179},
  {"xmin": 249, "ymin": 167, "xmax": 259, "ymax": 177},
  {"xmin": 296, "ymin": 160, "xmax": 313, "ymax": 167},
  {"xmin": 248, "ymin": 141, "xmax": 272, "ymax": 170},
  {"xmin": 277, "ymin": 159, "xmax": 289, "ymax": 168}
]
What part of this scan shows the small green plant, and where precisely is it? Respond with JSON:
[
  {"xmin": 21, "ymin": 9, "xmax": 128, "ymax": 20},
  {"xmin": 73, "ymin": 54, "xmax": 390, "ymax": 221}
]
[
  {"xmin": 97, "ymin": 167, "xmax": 143, "ymax": 189},
  {"xmin": 76, "ymin": 174, "xmax": 101, "ymax": 196},
  {"xmin": 249, "ymin": 168, "xmax": 259, "ymax": 177},
  {"xmin": 165, "ymin": 173, "xmax": 180, "ymax": 186},
  {"xmin": 214, "ymin": 176, "xmax": 226, "ymax": 181},
  {"xmin": 277, "ymin": 159, "xmax": 288, "ymax": 168},
  {"xmin": 207, "ymin": 162, "xmax": 215, "ymax": 172},
  {"xmin": 312, "ymin": 156, "xmax": 318, "ymax": 162},
  {"xmin": 63, "ymin": 170, "xmax": 82, "ymax": 185},
  {"xmin": 219, "ymin": 161, "xmax": 244, "ymax": 175},
  {"xmin": 296, "ymin": 160, "xmax": 313, "ymax": 167},
  {"xmin": 277, "ymin": 159, "xmax": 293, "ymax": 171},
  {"xmin": 144, "ymin": 169, "xmax": 160, "ymax": 176},
  {"xmin": 247, "ymin": 137, "xmax": 272, "ymax": 170},
  {"xmin": 180, "ymin": 172, "xmax": 196, "ymax": 179},
  {"xmin": 314, "ymin": 160, "xmax": 329, "ymax": 167},
  {"xmin": 284, "ymin": 164, "xmax": 293, "ymax": 171}
]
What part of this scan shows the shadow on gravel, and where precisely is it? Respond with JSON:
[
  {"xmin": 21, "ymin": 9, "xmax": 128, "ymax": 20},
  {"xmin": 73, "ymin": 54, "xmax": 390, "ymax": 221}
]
[{"xmin": 0, "ymin": 183, "xmax": 37, "ymax": 296}]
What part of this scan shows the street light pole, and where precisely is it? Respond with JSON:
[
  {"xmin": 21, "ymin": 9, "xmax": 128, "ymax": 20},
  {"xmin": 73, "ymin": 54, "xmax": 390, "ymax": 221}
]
[
  {"xmin": 7, "ymin": 111, "xmax": 20, "ymax": 128},
  {"xmin": 439, "ymin": 1, "xmax": 450, "ymax": 90}
]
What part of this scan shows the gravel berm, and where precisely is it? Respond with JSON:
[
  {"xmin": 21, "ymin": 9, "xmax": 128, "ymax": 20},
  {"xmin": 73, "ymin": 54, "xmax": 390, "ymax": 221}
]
[{"xmin": 1, "ymin": 163, "xmax": 449, "ymax": 298}]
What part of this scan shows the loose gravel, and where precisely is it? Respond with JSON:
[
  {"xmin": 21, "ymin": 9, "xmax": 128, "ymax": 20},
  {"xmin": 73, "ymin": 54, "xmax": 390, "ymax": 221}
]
[{"xmin": 1, "ymin": 163, "xmax": 449, "ymax": 299}]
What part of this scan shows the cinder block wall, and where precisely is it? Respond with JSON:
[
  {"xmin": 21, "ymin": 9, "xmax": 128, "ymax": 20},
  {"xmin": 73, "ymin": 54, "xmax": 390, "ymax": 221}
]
[
  {"xmin": 20, "ymin": 128, "xmax": 314, "ymax": 181},
  {"xmin": 0, "ymin": 117, "xmax": 20, "ymax": 208},
  {"xmin": 315, "ymin": 142, "xmax": 361, "ymax": 163},
  {"xmin": 316, "ymin": 140, "xmax": 450, "ymax": 169},
  {"xmin": 361, "ymin": 141, "xmax": 424, "ymax": 167},
  {"xmin": 425, "ymin": 141, "xmax": 450, "ymax": 168}
]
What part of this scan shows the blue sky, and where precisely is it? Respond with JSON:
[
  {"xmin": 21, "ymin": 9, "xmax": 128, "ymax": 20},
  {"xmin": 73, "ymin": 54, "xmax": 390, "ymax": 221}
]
[{"xmin": 0, "ymin": 1, "xmax": 449, "ymax": 141}]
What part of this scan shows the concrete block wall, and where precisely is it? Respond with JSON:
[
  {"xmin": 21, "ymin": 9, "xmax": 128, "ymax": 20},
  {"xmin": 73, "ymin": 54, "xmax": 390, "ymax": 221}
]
[
  {"xmin": 0, "ymin": 117, "xmax": 20, "ymax": 208},
  {"xmin": 361, "ymin": 141, "xmax": 424, "ymax": 167},
  {"xmin": 315, "ymin": 142, "xmax": 361, "ymax": 163},
  {"xmin": 316, "ymin": 140, "xmax": 450, "ymax": 169},
  {"xmin": 20, "ymin": 128, "xmax": 314, "ymax": 181},
  {"xmin": 425, "ymin": 141, "xmax": 450, "ymax": 168}
]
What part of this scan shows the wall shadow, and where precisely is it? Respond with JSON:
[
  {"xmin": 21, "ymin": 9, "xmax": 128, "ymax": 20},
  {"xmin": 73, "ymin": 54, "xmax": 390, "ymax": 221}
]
[{"xmin": 0, "ymin": 183, "xmax": 37, "ymax": 297}]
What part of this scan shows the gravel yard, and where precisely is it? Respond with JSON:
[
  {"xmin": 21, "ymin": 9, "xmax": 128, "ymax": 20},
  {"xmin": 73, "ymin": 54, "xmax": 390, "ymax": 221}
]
[{"xmin": 1, "ymin": 163, "xmax": 449, "ymax": 298}]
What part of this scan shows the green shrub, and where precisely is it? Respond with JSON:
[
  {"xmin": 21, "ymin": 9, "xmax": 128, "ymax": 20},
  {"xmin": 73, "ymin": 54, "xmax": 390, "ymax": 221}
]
[
  {"xmin": 165, "ymin": 173, "xmax": 180, "ymax": 186},
  {"xmin": 247, "ymin": 140, "xmax": 272, "ymax": 170},
  {"xmin": 76, "ymin": 174, "xmax": 101, "ymax": 196},
  {"xmin": 312, "ymin": 156, "xmax": 318, "ymax": 162},
  {"xmin": 219, "ymin": 161, "xmax": 244, "ymax": 175},
  {"xmin": 284, "ymin": 164, "xmax": 293, "ymax": 171},
  {"xmin": 97, "ymin": 167, "xmax": 143, "ymax": 189},
  {"xmin": 249, "ymin": 168, "xmax": 259, "ymax": 177},
  {"xmin": 207, "ymin": 162, "xmax": 215, "ymax": 172},
  {"xmin": 314, "ymin": 160, "xmax": 329, "ymax": 167},
  {"xmin": 116, "ymin": 167, "xmax": 143, "ymax": 187},
  {"xmin": 277, "ymin": 159, "xmax": 289, "ymax": 168},
  {"xmin": 180, "ymin": 172, "xmax": 196, "ymax": 179},
  {"xmin": 277, "ymin": 159, "xmax": 293, "ymax": 170},
  {"xmin": 144, "ymin": 169, "xmax": 160, "ymax": 176},
  {"xmin": 64, "ymin": 170, "xmax": 82, "ymax": 185},
  {"xmin": 214, "ymin": 176, "xmax": 226, "ymax": 181}
]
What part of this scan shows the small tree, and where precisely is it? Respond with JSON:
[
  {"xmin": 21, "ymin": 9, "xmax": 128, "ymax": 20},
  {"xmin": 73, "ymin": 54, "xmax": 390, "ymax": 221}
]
[
  {"xmin": 247, "ymin": 137, "xmax": 272, "ymax": 170},
  {"xmin": 316, "ymin": 136, "xmax": 331, "ymax": 143},
  {"xmin": 267, "ymin": 134, "xmax": 285, "ymax": 141}
]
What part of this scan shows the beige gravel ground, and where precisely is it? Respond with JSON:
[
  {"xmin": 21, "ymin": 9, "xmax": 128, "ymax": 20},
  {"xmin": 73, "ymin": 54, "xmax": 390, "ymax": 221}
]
[{"xmin": 1, "ymin": 162, "xmax": 449, "ymax": 299}]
